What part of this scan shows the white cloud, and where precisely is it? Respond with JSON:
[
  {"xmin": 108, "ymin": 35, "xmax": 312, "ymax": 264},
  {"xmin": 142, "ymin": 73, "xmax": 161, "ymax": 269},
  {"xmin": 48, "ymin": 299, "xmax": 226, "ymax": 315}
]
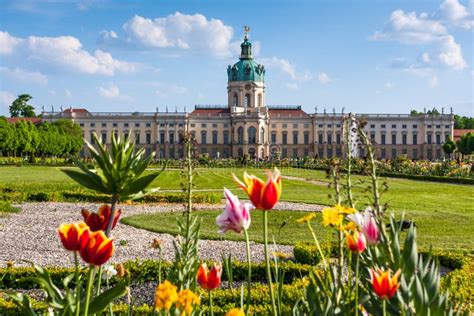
[
  {"xmin": 152, "ymin": 82, "xmax": 187, "ymax": 97},
  {"xmin": 0, "ymin": 91, "xmax": 15, "ymax": 111},
  {"xmin": 0, "ymin": 67, "xmax": 48, "ymax": 85},
  {"xmin": 439, "ymin": 0, "xmax": 474, "ymax": 28},
  {"xmin": 116, "ymin": 12, "xmax": 234, "ymax": 58},
  {"xmin": 99, "ymin": 83, "xmax": 120, "ymax": 98},
  {"xmin": 438, "ymin": 35, "xmax": 467, "ymax": 70},
  {"xmin": 260, "ymin": 57, "xmax": 297, "ymax": 80},
  {"xmin": 0, "ymin": 31, "xmax": 136, "ymax": 76},
  {"xmin": 372, "ymin": 9, "xmax": 447, "ymax": 43},
  {"xmin": 0, "ymin": 31, "xmax": 21, "ymax": 54},
  {"xmin": 420, "ymin": 52, "xmax": 431, "ymax": 63},
  {"xmin": 384, "ymin": 82, "xmax": 395, "ymax": 89},
  {"xmin": 285, "ymin": 83, "xmax": 299, "ymax": 91},
  {"xmin": 317, "ymin": 72, "xmax": 332, "ymax": 84},
  {"xmin": 65, "ymin": 89, "xmax": 72, "ymax": 98}
]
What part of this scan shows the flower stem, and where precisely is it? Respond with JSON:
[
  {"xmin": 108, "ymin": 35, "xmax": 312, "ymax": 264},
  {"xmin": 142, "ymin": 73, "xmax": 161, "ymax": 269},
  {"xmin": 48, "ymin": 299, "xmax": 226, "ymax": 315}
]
[
  {"xmin": 243, "ymin": 228, "xmax": 252, "ymax": 314},
  {"xmin": 263, "ymin": 211, "xmax": 277, "ymax": 316},
  {"xmin": 95, "ymin": 266, "xmax": 103, "ymax": 296},
  {"xmin": 355, "ymin": 255, "xmax": 359, "ymax": 316},
  {"xmin": 74, "ymin": 252, "xmax": 81, "ymax": 316},
  {"xmin": 105, "ymin": 195, "xmax": 119, "ymax": 237},
  {"xmin": 307, "ymin": 221, "xmax": 328, "ymax": 269},
  {"xmin": 383, "ymin": 299, "xmax": 387, "ymax": 316},
  {"xmin": 209, "ymin": 290, "xmax": 214, "ymax": 316},
  {"xmin": 83, "ymin": 267, "xmax": 95, "ymax": 316},
  {"xmin": 107, "ymin": 278, "xmax": 113, "ymax": 316}
]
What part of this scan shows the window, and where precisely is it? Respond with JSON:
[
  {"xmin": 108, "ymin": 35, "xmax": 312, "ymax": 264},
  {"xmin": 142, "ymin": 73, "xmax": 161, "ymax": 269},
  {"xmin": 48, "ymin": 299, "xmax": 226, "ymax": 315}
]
[
  {"xmin": 271, "ymin": 124, "xmax": 276, "ymax": 128},
  {"xmin": 304, "ymin": 148, "xmax": 309, "ymax": 157},
  {"xmin": 413, "ymin": 133, "xmax": 417, "ymax": 145},
  {"xmin": 271, "ymin": 133, "xmax": 277, "ymax": 144},
  {"xmin": 318, "ymin": 133, "xmax": 324, "ymax": 144},
  {"xmin": 258, "ymin": 94, "xmax": 262, "ymax": 107},
  {"xmin": 135, "ymin": 133, "xmax": 140, "ymax": 144},
  {"xmin": 190, "ymin": 123, "xmax": 195, "ymax": 127},
  {"xmin": 160, "ymin": 132, "xmax": 165, "ymax": 144},
  {"xmin": 436, "ymin": 148, "xmax": 441, "ymax": 158},
  {"xmin": 427, "ymin": 125, "xmax": 432, "ymax": 128},
  {"xmin": 233, "ymin": 94, "xmax": 238, "ymax": 107},
  {"xmin": 293, "ymin": 124, "xmax": 298, "ymax": 128},
  {"xmin": 304, "ymin": 123, "xmax": 309, "ymax": 128},
  {"xmin": 135, "ymin": 123, "xmax": 140, "ymax": 127},
  {"xmin": 244, "ymin": 94, "xmax": 251, "ymax": 107},
  {"xmin": 381, "ymin": 148, "xmax": 386, "ymax": 159},
  {"xmin": 293, "ymin": 148, "xmax": 298, "ymax": 158},
  {"xmin": 392, "ymin": 148, "xmax": 397, "ymax": 159},
  {"xmin": 101, "ymin": 132, "xmax": 107, "ymax": 143},
  {"xmin": 146, "ymin": 123, "xmax": 151, "ymax": 128},
  {"xmin": 318, "ymin": 124, "xmax": 323, "ymax": 128},
  {"xmin": 113, "ymin": 132, "xmax": 118, "ymax": 140},
  {"xmin": 282, "ymin": 133, "xmax": 288, "ymax": 145},
  {"xmin": 370, "ymin": 124, "xmax": 375, "ymax": 128},
  {"xmin": 212, "ymin": 124, "xmax": 218, "ymax": 128},
  {"xmin": 248, "ymin": 127, "xmax": 257, "ymax": 144},
  {"xmin": 238, "ymin": 127, "xmax": 244, "ymax": 143},
  {"xmin": 90, "ymin": 123, "xmax": 95, "ymax": 127},
  {"xmin": 124, "ymin": 123, "xmax": 129, "ymax": 127},
  {"xmin": 427, "ymin": 134, "xmax": 432, "ymax": 144},
  {"xmin": 223, "ymin": 123, "xmax": 229, "ymax": 128},
  {"xmin": 102, "ymin": 123, "xmax": 107, "ymax": 128},
  {"xmin": 445, "ymin": 125, "xmax": 449, "ymax": 129},
  {"xmin": 427, "ymin": 148, "xmax": 433, "ymax": 160},
  {"xmin": 436, "ymin": 134, "xmax": 441, "ymax": 144},
  {"xmin": 370, "ymin": 133, "xmax": 375, "ymax": 142},
  {"xmin": 169, "ymin": 132, "xmax": 175, "ymax": 144},
  {"xmin": 327, "ymin": 133, "xmax": 332, "ymax": 144},
  {"xmin": 336, "ymin": 133, "xmax": 341, "ymax": 144},
  {"xmin": 80, "ymin": 123, "xmax": 84, "ymax": 127},
  {"xmin": 436, "ymin": 125, "xmax": 441, "ymax": 128},
  {"xmin": 223, "ymin": 131, "xmax": 229, "ymax": 144},
  {"xmin": 169, "ymin": 123, "xmax": 174, "ymax": 127},
  {"xmin": 381, "ymin": 124, "xmax": 386, "ymax": 128},
  {"xmin": 381, "ymin": 134, "xmax": 386, "ymax": 145},
  {"xmin": 90, "ymin": 132, "xmax": 95, "ymax": 144},
  {"xmin": 113, "ymin": 123, "xmax": 117, "ymax": 128},
  {"xmin": 328, "ymin": 124, "xmax": 332, "ymax": 128},
  {"xmin": 282, "ymin": 148, "xmax": 288, "ymax": 158},
  {"xmin": 392, "ymin": 124, "xmax": 397, "ymax": 128},
  {"xmin": 146, "ymin": 133, "xmax": 151, "ymax": 145},
  {"xmin": 402, "ymin": 124, "xmax": 407, "ymax": 129},
  {"xmin": 318, "ymin": 148, "xmax": 324, "ymax": 158},
  {"xmin": 169, "ymin": 148, "xmax": 175, "ymax": 159},
  {"xmin": 413, "ymin": 124, "xmax": 417, "ymax": 128},
  {"xmin": 201, "ymin": 131, "xmax": 207, "ymax": 144},
  {"xmin": 445, "ymin": 133, "xmax": 450, "ymax": 142},
  {"xmin": 201, "ymin": 123, "xmax": 207, "ymax": 128},
  {"xmin": 402, "ymin": 148, "xmax": 407, "ymax": 155},
  {"xmin": 413, "ymin": 149, "xmax": 418, "ymax": 159},
  {"xmin": 304, "ymin": 133, "xmax": 309, "ymax": 145},
  {"xmin": 392, "ymin": 133, "xmax": 397, "ymax": 144},
  {"xmin": 282, "ymin": 124, "xmax": 288, "ymax": 128},
  {"xmin": 159, "ymin": 123, "xmax": 165, "ymax": 127},
  {"xmin": 336, "ymin": 124, "xmax": 341, "ymax": 128},
  {"xmin": 293, "ymin": 132, "xmax": 298, "ymax": 144},
  {"xmin": 212, "ymin": 131, "xmax": 218, "ymax": 144},
  {"xmin": 402, "ymin": 134, "xmax": 407, "ymax": 145},
  {"xmin": 327, "ymin": 148, "xmax": 333, "ymax": 157}
]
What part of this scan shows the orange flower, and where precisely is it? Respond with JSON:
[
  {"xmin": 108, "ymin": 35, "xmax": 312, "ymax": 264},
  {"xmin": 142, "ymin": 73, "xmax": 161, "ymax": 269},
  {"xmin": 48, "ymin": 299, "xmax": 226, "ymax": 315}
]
[
  {"xmin": 225, "ymin": 308, "xmax": 245, "ymax": 316},
  {"xmin": 370, "ymin": 268, "xmax": 401, "ymax": 300},
  {"xmin": 81, "ymin": 205, "xmax": 122, "ymax": 232},
  {"xmin": 79, "ymin": 230, "xmax": 114, "ymax": 266},
  {"xmin": 58, "ymin": 222, "xmax": 90, "ymax": 252},
  {"xmin": 197, "ymin": 263, "xmax": 222, "ymax": 291},
  {"xmin": 233, "ymin": 168, "xmax": 282, "ymax": 210},
  {"xmin": 346, "ymin": 231, "xmax": 366, "ymax": 254}
]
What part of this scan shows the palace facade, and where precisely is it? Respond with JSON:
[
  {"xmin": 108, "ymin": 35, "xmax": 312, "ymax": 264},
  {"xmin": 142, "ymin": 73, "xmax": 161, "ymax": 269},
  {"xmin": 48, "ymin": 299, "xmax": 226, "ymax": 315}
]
[{"xmin": 42, "ymin": 32, "xmax": 454, "ymax": 161}]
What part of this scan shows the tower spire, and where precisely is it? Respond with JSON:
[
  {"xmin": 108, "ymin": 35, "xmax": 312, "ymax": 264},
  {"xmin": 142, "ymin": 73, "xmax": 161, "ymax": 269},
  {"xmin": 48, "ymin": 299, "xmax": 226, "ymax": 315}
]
[{"xmin": 240, "ymin": 25, "xmax": 252, "ymax": 60}]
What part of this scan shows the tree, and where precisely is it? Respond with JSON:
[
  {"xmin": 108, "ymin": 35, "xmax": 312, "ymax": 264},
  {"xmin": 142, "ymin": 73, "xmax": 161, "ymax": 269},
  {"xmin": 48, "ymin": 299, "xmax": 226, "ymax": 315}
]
[
  {"xmin": 442, "ymin": 138, "xmax": 456, "ymax": 159},
  {"xmin": 9, "ymin": 94, "xmax": 36, "ymax": 117},
  {"xmin": 454, "ymin": 115, "xmax": 474, "ymax": 129},
  {"xmin": 456, "ymin": 132, "xmax": 474, "ymax": 159}
]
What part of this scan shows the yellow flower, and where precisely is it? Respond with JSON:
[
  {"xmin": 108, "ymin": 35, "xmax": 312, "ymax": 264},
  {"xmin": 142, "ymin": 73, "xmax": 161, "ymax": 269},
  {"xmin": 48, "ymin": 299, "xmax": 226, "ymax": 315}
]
[
  {"xmin": 296, "ymin": 213, "xmax": 316, "ymax": 224},
  {"xmin": 321, "ymin": 207, "xmax": 343, "ymax": 227},
  {"xmin": 272, "ymin": 251, "xmax": 290, "ymax": 259},
  {"xmin": 335, "ymin": 204, "xmax": 356, "ymax": 215},
  {"xmin": 226, "ymin": 308, "xmax": 245, "ymax": 316},
  {"xmin": 154, "ymin": 280, "xmax": 178, "ymax": 311},
  {"xmin": 176, "ymin": 289, "xmax": 200, "ymax": 315},
  {"xmin": 343, "ymin": 221, "xmax": 359, "ymax": 232}
]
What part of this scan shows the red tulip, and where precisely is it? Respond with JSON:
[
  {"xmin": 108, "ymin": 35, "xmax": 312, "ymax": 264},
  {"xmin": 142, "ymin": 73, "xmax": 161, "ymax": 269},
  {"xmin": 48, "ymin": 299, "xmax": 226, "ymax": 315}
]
[
  {"xmin": 197, "ymin": 263, "xmax": 222, "ymax": 291},
  {"xmin": 370, "ymin": 268, "xmax": 401, "ymax": 300},
  {"xmin": 81, "ymin": 205, "xmax": 122, "ymax": 232},
  {"xmin": 57, "ymin": 222, "xmax": 90, "ymax": 252},
  {"xmin": 79, "ymin": 230, "xmax": 114, "ymax": 266},
  {"xmin": 233, "ymin": 168, "xmax": 282, "ymax": 210},
  {"xmin": 346, "ymin": 231, "xmax": 367, "ymax": 254}
]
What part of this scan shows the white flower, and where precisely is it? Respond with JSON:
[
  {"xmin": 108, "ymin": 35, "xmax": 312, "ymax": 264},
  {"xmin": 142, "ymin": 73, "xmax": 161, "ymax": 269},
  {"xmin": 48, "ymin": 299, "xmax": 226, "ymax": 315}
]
[{"xmin": 102, "ymin": 264, "xmax": 117, "ymax": 280}]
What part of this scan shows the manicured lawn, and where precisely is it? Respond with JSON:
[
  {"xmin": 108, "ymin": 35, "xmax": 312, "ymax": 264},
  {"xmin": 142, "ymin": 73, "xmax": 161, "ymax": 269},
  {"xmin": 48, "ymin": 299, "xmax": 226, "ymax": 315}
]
[{"xmin": 121, "ymin": 210, "xmax": 328, "ymax": 246}]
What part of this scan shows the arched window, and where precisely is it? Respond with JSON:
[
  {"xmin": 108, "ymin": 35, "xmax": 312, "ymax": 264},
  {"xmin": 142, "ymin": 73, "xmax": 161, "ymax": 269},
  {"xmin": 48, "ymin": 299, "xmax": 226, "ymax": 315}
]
[
  {"xmin": 233, "ymin": 94, "xmax": 238, "ymax": 107},
  {"xmin": 258, "ymin": 93, "xmax": 262, "ymax": 107},
  {"xmin": 248, "ymin": 127, "xmax": 257, "ymax": 144},
  {"xmin": 238, "ymin": 148, "xmax": 243, "ymax": 157},
  {"xmin": 212, "ymin": 130, "xmax": 218, "ymax": 144},
  {"xmin": 244, "ymin": 94, "xmax": 251, "ymax": 108},
  {"xmin": 201, "ymin": 130, "xmax": 207, "ymax": 144},
  {"xmin": 260, "ymin": 127, "xmax": 265, "ymax": 143},
  {"xmin": 238, "ymin": 127, "xmax": 244, "ymax": 144}
]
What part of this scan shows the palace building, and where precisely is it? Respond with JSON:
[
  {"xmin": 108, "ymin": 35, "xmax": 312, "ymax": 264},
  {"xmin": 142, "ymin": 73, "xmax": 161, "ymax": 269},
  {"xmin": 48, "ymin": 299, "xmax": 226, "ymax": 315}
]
[{"xmin": 42, "ymin": 30, "xmax": 454, "ymax": 161}]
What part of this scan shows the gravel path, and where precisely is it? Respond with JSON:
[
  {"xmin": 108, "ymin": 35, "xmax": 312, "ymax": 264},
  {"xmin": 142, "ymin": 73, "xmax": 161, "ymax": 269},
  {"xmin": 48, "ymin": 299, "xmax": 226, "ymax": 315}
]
[{"xmin": 0, "ymin": 201, "xmax": 324, "ymax": 268}]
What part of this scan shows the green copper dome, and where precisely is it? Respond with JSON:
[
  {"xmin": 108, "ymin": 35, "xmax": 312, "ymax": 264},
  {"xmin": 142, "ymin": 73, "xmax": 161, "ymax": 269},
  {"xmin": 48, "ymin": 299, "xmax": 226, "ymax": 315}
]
[{"xmin": 227, "ymin": 37, "xmax": 265, "ymax": 83}]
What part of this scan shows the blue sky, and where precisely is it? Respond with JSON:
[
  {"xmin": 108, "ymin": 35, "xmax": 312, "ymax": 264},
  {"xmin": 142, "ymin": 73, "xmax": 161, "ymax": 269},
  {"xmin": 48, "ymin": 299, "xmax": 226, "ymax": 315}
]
[{"xmin": 0, "ymin": 0, "xmax": 473, "ymax": 116}]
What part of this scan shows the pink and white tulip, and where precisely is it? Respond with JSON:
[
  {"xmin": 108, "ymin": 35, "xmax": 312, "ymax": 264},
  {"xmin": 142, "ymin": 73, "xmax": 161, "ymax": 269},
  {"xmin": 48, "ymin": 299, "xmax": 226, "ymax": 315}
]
[
  {"xmin": 347, "ymin": 207, "xmax": 379, "ymax": 245},
  {"xmin": 216, "ymin": 188, "xmax": 253, "ymax": 234}
]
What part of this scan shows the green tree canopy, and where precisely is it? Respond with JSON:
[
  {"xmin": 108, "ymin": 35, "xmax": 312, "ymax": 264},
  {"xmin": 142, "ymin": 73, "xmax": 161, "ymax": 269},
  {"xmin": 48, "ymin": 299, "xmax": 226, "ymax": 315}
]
[
  {"xmin": 456, "ymin": 132, "xmax": 474, "ymax": 157},
  {"xmin": 454, "ymin": 115, "xmax": 474, "ymax": 129},
  {"xmin": 9, "ymin": 94, "xmax": 36, "ymax": 117}
]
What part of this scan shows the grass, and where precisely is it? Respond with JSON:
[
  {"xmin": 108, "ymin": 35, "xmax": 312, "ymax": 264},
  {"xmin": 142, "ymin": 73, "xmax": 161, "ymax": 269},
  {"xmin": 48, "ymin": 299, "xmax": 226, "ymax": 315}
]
[
  {"xmin": 0, "ymin": 200, "xmax": 20, "ymax": 218},
  {"xmin": 1, "ymin": 165, "xmax": 473, "ymax": 250},
  {"xmin": 121, "ymin": 210, "xmax": 329, "ymax": 246}
]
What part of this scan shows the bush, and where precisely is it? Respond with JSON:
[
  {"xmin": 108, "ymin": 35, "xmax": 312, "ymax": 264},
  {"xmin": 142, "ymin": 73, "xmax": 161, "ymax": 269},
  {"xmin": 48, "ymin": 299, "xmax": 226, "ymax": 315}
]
[
  {"xmin": 293, "ymin": 242, "xmax": 338, "ymax": 265},
  {"xmin": 0, "ymin": 201, "xmax": 20, "ymax": 214}
]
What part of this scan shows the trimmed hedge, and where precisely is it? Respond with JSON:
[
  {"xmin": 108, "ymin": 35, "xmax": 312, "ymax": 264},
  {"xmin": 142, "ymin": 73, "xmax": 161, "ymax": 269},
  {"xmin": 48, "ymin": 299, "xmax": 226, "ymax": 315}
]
[
  {"xmin": 293, "ymin": 241, "xmax": 339, "ymax": 265},
  {"xmin": 378, "ymin": 172, "xmax": 474, "ymax": 185}
]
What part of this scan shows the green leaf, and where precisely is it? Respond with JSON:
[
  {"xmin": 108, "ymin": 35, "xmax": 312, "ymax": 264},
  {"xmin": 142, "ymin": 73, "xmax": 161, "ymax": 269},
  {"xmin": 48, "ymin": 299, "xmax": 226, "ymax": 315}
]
[
  {"xmin": 5, "ymin": 293, "xmax": 37, "ymax": 316},
  {"xmin": 61, "ymin": 169, "xmax": 108, "ymax": 194},
  {"xmin": 87, "ymin": 281, "xmax": 127, "ymax": 314}
]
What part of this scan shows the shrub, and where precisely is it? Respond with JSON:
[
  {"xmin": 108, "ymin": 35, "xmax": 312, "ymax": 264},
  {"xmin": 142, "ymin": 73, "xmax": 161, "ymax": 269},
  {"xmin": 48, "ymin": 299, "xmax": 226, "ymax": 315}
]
[
  {"xmin": 0, "ymin": 201, "xmax": 20, "ymax": 214},
  {"xmin": 293, "ymin": 242, "xmax": 338, "ymax": 265}
]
